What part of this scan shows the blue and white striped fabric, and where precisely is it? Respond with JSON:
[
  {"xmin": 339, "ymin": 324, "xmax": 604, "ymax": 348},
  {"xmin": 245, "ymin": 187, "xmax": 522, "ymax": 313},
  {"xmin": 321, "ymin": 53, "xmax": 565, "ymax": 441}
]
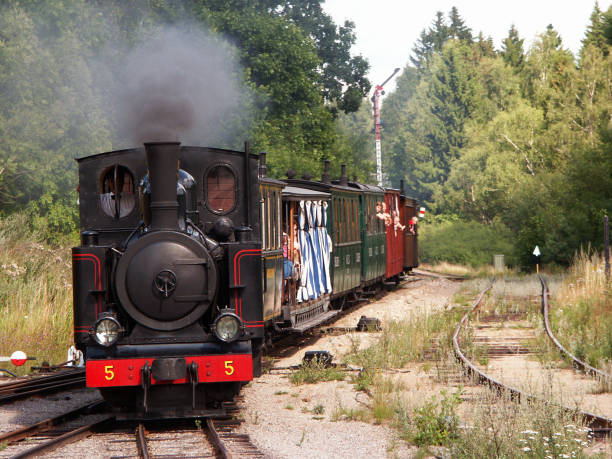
[
  {"xmin": 296, "ymin": 200, "xmax": 333, "ymax": 301},
  {"xmin": 297, "ymin": 201, "xmax": 314, "ymax": 302},
  {"xmin": 319, "ymin": 201, "xmax": 332, "ymax": 293}
]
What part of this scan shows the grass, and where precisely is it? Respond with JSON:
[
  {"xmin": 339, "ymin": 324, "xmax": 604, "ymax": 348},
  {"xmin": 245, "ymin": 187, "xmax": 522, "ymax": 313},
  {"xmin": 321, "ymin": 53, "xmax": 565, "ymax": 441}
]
[
  {"xmin": 334, "ymin": 272, "xmax": 606, "ymax": 457},
  {"xmin": 0, "ymin": 213, "xmax": 75, "ymax": 375},
  {"xmin": 450, "ymin": 389, "xmax": 595, "ymax": 458},
  {"xmin": 419, "ymin": 262, "xmax": 501, "ymax": 278},
  {"xmin": 289, "ymin": 359, "xmax": 346, "ymax": 385},
  {"xmin": 345, "ymin": 306, "xmax": 465, "ymax": 372},
  {"xmin": 547, "ymin": 250, "xmax": 612, "ymax": 371}
]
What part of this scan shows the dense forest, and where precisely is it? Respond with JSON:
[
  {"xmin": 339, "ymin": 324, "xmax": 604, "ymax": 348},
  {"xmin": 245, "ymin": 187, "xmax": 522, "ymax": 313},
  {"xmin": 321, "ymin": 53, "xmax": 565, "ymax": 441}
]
[
  {"xmin": 0, "ymin": 0, "xmax": 373, "ymax": 241},
  {"xmin": 1, "ymin": 0, "xmax": 611, "ymax": 267},
  {"xmin": 380, "ymin": 3, "xmax": 612, "ymax": 266}
]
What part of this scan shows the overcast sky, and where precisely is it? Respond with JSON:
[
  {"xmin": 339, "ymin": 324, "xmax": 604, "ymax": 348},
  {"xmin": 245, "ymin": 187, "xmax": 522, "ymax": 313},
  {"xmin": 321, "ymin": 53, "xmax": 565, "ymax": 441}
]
[{"xmin": 323, "ymin": 0, "xmax": 612, "ymax": 95}]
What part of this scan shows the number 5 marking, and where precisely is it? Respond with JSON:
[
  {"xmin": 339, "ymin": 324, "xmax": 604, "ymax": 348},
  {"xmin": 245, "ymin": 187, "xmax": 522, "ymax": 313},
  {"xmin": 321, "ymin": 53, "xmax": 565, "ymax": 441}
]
[
  {"xmin": 104, "ymin": 365, "xmax": 115, "ymax": 381},
  {"xmin": 224, "ymin": 360, "xmax": 234, "ymax": 376}
]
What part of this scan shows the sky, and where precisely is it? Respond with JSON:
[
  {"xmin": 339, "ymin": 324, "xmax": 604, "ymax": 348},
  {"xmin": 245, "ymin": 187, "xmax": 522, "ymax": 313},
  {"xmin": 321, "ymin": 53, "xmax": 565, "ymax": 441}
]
[{"xmin": 323, "ymin": 0, "xmax": 612, "ymax": 95}]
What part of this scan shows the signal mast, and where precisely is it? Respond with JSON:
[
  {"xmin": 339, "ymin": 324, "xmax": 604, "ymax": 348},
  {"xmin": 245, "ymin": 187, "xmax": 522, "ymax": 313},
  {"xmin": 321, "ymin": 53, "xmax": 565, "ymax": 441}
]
[{"xmin": 373, "ymin": 67, "xmax": 400, "ymax": 186}]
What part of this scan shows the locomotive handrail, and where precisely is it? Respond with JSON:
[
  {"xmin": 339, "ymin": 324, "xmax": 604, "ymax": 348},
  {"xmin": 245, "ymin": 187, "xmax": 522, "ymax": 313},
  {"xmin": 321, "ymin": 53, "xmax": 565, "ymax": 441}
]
[{"xmin": 539, "ymin": 275, "xmax": 612, "ymax": 382}]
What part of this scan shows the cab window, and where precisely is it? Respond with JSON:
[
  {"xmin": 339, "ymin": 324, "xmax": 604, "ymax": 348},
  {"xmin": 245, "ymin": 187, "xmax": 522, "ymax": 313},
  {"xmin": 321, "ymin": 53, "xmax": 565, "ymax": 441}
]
[
  {"xmin": 100, "ymin": 165, "xmax": 136, "ymax": 219},
  {"xmin": 206, "ymin": 165, "xmax": 236, "ymax": 214}
]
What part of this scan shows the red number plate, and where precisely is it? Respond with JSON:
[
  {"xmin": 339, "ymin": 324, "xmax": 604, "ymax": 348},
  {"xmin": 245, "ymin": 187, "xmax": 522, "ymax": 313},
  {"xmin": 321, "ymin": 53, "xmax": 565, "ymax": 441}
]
[{"xmin": 86, "ymin": 354, "xmax": 252, "ymax": 387}]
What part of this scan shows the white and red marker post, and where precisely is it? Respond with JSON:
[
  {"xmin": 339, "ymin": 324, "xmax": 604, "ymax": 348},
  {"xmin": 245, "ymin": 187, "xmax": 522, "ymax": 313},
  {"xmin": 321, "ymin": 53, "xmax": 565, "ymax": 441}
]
[{"xmin": 0, "ymin": 350, "xmax": 29, "ymax": 366}]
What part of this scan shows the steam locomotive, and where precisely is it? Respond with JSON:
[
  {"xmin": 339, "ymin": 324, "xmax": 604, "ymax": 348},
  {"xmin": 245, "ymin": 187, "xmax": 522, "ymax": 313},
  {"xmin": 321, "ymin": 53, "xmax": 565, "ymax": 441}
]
[{"xmin": 72, "ymin": 141, "xmax": 417, "ymax": 418}]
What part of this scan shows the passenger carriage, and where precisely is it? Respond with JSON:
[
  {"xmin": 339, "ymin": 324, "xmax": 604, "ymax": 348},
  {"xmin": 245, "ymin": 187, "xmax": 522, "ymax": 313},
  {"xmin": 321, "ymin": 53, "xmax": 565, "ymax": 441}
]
[
  {"xmin": 384, "ymin": 188, "xmax": 404, "ymax": 280},
  {"xmin": 284, "ymin": 162, "xmax": 362, "ymax": 307},
  {"xmin": 400, "ymin": 180, "xmax": 419, "ymax": 271}
]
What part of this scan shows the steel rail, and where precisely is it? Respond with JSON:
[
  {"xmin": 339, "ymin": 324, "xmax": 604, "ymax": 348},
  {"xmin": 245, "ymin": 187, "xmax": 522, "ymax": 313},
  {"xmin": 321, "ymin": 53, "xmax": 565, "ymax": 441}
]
[
  {"xmin": 206, "ymin": 418, "xmax": 233, "ymax": 459},
  {"xmin": 135, "ymin": 423, "xmax": 151, "ymax": 459},
  {"xmin": 0, "ymin": 399, "xmax": 104, "ymax": 444},
  {"xmin": 9, "ymin": 415, "xmax": 114, "ymax": 459},
  {"xmin": 0, "ymin": 378, "xmax": 86, "ymax": 405},
  {"xmin": 452, "ymin": 281, "xmax": 612, "ymax": 436},
  {"xmin": 0, "ymin": 370, "xmax": 86, "ymax": 405},
  {"xmin": 0, "ymin": 369, "xmax": 84, "ymax": 392},
  {"xmin": 539, "ymin": 275, "xmax": 612, "ymax": 381}
]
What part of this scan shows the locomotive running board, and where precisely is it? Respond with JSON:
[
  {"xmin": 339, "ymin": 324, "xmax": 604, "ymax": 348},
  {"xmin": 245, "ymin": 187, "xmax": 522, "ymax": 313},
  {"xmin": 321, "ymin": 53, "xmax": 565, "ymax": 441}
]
[{"xmin": 290, "ymin": 310, "xmax": 340, "ymax": 333}]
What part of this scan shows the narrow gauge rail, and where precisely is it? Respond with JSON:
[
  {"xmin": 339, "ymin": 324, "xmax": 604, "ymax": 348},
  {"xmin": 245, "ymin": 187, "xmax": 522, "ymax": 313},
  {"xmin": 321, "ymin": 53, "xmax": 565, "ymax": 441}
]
[
  {"xmin": 452, "ymin": 281, "xmax": 612, "ymax": 437},
  {"xmin": 0, "ymin": 399, "xmax": 104, "ymax": 445},
  {"xmin": 0, "ymin": 369, "xmax": 85, "ymax": 405},
  {"xmin": 540, "ymin": 275, "xmax": 612, "ymax": 382},
  {"xmin": 3, "ymin": 400, "xmax": 263, "ymax": 458},
  {"xmin": 7, "ymin": 416, "xmax": 113, "ymax": 459},
  {"xmin": 129, "ymin": 407, "xmax": 264, "ymax": 459},
  {"xmin": 411, "ymin": 268, "xmax": 466, "ymax": 281}
]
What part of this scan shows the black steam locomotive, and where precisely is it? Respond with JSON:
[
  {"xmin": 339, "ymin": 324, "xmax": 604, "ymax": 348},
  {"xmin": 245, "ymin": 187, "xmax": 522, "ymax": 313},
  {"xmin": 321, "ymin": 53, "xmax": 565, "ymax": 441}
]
[
  {"xmin": 73, "ymin": 142, "xmax": 263, "ymax": 418},
  {"xmin": 73, "ymin": 141, "xmax": 419, "ymax": 418}
]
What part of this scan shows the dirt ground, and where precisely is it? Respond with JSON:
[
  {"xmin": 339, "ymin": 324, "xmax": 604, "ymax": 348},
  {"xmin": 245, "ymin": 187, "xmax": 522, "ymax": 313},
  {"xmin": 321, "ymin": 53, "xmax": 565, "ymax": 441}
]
[
  {"xmin": 238, "ymin": 277, "xmax": 612, "ymax": 458},
  {"xmin": 237, "ymin": 277, "xmax": 466, "ymax": 459}
]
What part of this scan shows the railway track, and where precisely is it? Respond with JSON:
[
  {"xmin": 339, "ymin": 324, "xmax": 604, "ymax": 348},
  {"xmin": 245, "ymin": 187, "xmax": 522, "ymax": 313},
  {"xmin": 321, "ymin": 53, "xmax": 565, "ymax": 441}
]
[
  {"xmin": 0, "ymin": 369, "xmax": 85, "ymax": 405},
  {"xmin": 0, "ymin": 399, "xmax": 264, "ymax": 458},
  {"xmin": 540, "ymin": 275, "xmax": 612, "ymax": 382},
  {"xmin": 453, "ymin": 279, "xmax": 612, "ymax": 438}
]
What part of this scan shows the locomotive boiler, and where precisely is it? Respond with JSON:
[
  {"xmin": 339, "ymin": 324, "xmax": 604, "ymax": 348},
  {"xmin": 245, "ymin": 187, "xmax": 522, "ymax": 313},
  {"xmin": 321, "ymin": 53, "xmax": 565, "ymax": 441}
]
[{"xmin": 72, "ymin": 142, "xmax": 263, "ymax": 418}]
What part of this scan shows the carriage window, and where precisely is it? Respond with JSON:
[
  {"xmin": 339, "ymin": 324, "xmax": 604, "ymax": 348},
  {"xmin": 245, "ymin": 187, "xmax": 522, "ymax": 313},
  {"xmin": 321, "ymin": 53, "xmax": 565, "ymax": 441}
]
[
  {"xmin": 343, "ymin": 198, "xmax": 348, "ymax": 243},
  {"xmin": 100, "ymin": 165, "xmax": 136, "ymax": 219},
  {"xmin": 353, "ymin": 199, "xmax": 359, "ymax": 241},
  {"xmin": 206, "ymin": 165, "xmax": 236, "ymax": 214},
  {"xmin": 350, "ymin": 199, "xmax": 353, "ymax": 240},
  {"xmin": 272, "ymin": 191, "xmax": 278, "ymax": 249},
  {"xmin": 276, "ymin": 192, "xmax": 281, "ymax": 248},
  {"xmin": 338, "ymin": 198, "xmax": 346, "ymax": 242},
  {"xmin": 261, "ymin": 189, "xmax": 267, "ymax": 250},
  {"xmin": 333, "ymin": 198, "xmax": 339, "ymax": 243},
  {"xmin": 266, "ymin": 190, "xmax": 271, "ymax": 250},
  {"xmin": 349, "ymin": 199, "xmax": 354, "ymax": 241},
  {"xmin": 351, "ymin": 200, "xmax": 354, "ymax": 239}
]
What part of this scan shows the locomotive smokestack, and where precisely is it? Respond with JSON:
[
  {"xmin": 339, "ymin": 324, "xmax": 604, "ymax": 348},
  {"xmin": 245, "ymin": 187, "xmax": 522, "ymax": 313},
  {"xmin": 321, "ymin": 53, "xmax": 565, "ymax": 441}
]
[{"xmin": 145, "ymin": 141, "xmax": 180, "ymax": 231}]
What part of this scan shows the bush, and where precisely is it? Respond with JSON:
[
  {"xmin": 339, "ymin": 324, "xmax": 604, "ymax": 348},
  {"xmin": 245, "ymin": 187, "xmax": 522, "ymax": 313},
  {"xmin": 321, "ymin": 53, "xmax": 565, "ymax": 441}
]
[
  {"xmin": 411, "ymin": 389, "xmax": 461, "ymax": 446},
  {"xmin": 419, "ymin": 218, "xmax": 518, "ymax": 267}
]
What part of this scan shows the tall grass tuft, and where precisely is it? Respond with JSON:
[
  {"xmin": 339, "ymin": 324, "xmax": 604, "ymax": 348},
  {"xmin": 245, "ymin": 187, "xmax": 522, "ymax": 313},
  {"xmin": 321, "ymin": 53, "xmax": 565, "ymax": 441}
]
[
  {"xmin": 0, "ymin": 213, "xmax": 75, "ymax": 374},
  {"xmin": 550, "ymin": 249, "xmax": 612, "ymax": 369},
  {"xmin": 346, "ymin": 308, "xmax": 463, "ymax": 371}
]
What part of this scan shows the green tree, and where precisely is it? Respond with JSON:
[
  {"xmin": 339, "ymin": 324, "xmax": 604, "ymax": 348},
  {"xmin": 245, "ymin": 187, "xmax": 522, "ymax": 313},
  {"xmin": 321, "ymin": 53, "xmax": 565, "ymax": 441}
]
[
  {"xmin": 276, "ymin": 0, "xmax": 371, "ymax": 114},
  {"xmin": 448, "ymin": 6, "xmax": 472, "ymax": 41},
  {"xmin": 411, "ymin": 11, "xmax": 450, "ymax": 72},
  {"xmin": 581, "ymin": 1, "xmax": 608, "ymax": 56},
  {"xmin": 414, "ymin": 40, "xmax": 484, "ymax": 204},
  {"xmin": 501, "ymin": 24, "xmax": 525, "ymax": 71}
]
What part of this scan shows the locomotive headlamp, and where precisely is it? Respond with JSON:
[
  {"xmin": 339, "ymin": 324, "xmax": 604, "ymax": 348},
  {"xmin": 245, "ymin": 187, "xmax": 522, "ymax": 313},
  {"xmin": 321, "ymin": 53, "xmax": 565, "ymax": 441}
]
[
  {"xmin": 212, "ymin": 312, "xmax": 243, "ymax": 343},
  {"xmin": 91, "ymin": 316, "xmax": 122, "ymax": 347}
]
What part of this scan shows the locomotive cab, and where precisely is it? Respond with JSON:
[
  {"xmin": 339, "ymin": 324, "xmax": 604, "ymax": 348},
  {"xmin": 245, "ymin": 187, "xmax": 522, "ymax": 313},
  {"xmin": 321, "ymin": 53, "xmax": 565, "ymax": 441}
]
[{"xmin": 73, "ymin": 142, "xmax": 263, "ymax": 418}]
